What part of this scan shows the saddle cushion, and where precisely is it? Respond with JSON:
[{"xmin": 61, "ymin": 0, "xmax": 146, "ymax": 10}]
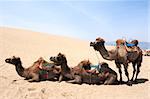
[{"xmin": 126, "ymin": 42, "xmax": 135, "ymax": 47}]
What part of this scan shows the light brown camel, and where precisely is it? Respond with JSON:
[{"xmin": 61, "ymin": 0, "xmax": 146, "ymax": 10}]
[
  {"xmin": 5, "ymin": 56, "xmax": 61, "ymax": 82},
  {"xmin": 90, "ymin": 37, "xmax": 143, "ymax": 85},
  {"xmin": 50, "ymin": 53, "xmax": 117, "ymax": 85}
]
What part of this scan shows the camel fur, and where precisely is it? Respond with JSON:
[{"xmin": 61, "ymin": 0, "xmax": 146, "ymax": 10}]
[
  {"xmin": 5, "ymin": 56, "xmax": 61, "ymax": 82},
  {"xmin": 50, "ymin": 53, "xmax": 117, "ymax": 85},
  {"xmin": 90, "ymin": 37, "xmax": 143, "ymax": 86}
]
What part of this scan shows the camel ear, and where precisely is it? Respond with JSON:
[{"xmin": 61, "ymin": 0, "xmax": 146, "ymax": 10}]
[
  {"xmin": 12, "ymin": 56, "xmax": 20, "ymax": 59},
  {"xmin": 38, "ymin": 57, "xmax": 43, "ymax": 60},
  {"xmin": 116, "ymin": 40, "xmax": 118, "ymax": 44},
  {"xmin": 87, "ymin": 59, "xmax": 91, "ymax": 64},
  {"xmin": 58, "ymin": 52, "xmax": 62, "ymax": 55},
  {"xmin": 17, "ymin": 57, "xmax": 20, "ymax": 60}
]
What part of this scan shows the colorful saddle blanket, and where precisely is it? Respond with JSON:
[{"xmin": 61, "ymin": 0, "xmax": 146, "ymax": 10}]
[{"xmin": 39, "ymin": 63, "xmax": 54, "ymax": 80}]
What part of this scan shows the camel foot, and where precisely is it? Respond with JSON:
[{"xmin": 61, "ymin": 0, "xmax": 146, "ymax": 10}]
[
  {"xmin": 28, "ymin": 79, "xmax": 34, "ymax": 82},
  {"xmin": 67, "ymin": 80, "xmax": 82, "ymax": 84},
  {"xmin": 104, "ymin": 82, "xmax": 109, "ymax": 85},
  {"xmin": 58, "ymin": 81, "xmax": 61, "ymax": 83},
  {"xmin": 67, "ymin": 80, "xmax": 76, "ymax": 83},
  {"xmin": 28, "ymin": 79, "xmax": 39, "ymax": 82},
  {"xmin": 127, "ymin": 81, "xmax": 132, "ymax": 86},
  {"xmin": 104, "ymin": 80, "xmax": 111, "ymax": 85}
]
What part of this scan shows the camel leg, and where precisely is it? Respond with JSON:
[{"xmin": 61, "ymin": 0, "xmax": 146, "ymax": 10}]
[
  {"xmin": 58, "ymin": 74, "xmax": 63, "ymax": 83},
  {"xmin": 123, "ymin": 64, "xmax": 132, "ymax": 86},
  {"xmin": 104, "ymin": 75, "xmax": 117, "ymax": 85},
  {"xmin": 123, "ymin": 64, "xmax": 130, "ymax": 81},
  {"xmin": 131, "ymin": 62, "xmax": 136, "ymax": 81},
  {"xmin": 67, "ymin": 75, "xmax": 82, "ymax": 84},
  {"xmin": 118, "ymin": 68, "xmax": 122, "ymax": 83},
  {"xmin": 67, "ymin": 79, "xmax": 76, "ymax": 83},
  {"xmin": 28, "ymin": 73, "xmax": 39, "ymax": 82},
  {"xmin": 134, "ymin": 54, "xmax": 142, "ymax": 81},
  {"xmin": 115, "ymin": 61, "xmax": 122, "ymax": 83},
  {"xmin": 74, "ymin": 75, "xmax": 82, "ymax": 84},
  {"xmin": 135, "ymin": 62, "xmax": 141, "ymax": 81}
]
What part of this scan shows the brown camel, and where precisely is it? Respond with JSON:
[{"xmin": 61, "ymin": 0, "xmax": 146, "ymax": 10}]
[
  {"xmin": 5, "ymin": 56, "xmax": 61, "ymax": 82},
  {"xmin": 50, "ymin": 53, "xmax": 117, "ymax": 85},
  {"xmin": 90, "ymin": 37, "xmax": 143, "ymax": 85}
]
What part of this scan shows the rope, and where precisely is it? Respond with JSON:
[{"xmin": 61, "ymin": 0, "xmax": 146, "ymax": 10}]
[
  {"xmin": 94, "ymin": 51, "xmax": 101, "ymax": 63},
  {"xmin": 89, "ymin": 47, "xmax": 101, "ymax": 65}
]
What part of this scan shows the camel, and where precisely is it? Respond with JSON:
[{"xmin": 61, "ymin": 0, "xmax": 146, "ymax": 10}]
[
  {"xmin": 50, "ymin": 53, "xmax": 117, "ymax": 85},
  {"xmin": 90, "ymin": 37, "xmax": 143, "ymax": 85},
  {"xmin": 143, "ymin": 50, "xmax": 150, "ymax": 56},
  {"xmin": 5, "ymin": 56, "xmax": 61, "ymax": 82}
]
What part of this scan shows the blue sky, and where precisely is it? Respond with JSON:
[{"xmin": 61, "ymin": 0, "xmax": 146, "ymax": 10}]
[{"xmin": 0, "ymin": 0, "xmax": 149, "ymax": 42}]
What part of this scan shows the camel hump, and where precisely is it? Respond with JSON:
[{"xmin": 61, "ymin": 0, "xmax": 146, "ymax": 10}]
[
  {"xmin": 130, "ymin": 40, "xmax": 138, "ymax": 46},
  {"xmin": 126, "ymin": 40, "xmax": 138, "ymax": 47},
  {"xmin": 38, "ymin": 57, "xmax": 44, "ymax": 61}
]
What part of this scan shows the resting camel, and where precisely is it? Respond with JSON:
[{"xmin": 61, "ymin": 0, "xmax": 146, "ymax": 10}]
[
  {"xmin": 50, "ymin": 53, "xmax": 117, "ymax": 85},
  {"xmin": 90, "ymin": 37, "xmax": 143, "ymax": 85},
  {"xmin": 5, "ymin": 56, "xmax": 61, "ymax": 82}
]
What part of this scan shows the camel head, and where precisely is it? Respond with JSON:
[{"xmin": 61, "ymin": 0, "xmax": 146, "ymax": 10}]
[
  {"xmin": 77, "ymin": 60, "xmax": 91, "ymax": 70},
  {"xmin": 116, "ymin": 39, "xmax": 125, "ymax": 46},
  {"xmin": 116, "ymin": 39, "xmax": 125, "ymax": 48},
  {"xmin": 50, "ymin": 53, "xmax": 67, "ymax": 65},
  {"xmin": 5, "ymin": 56, "xmax": 21, "ymax": 65},
  {"xmin": 90, "ymin": 37, "xmax": 105, "ymax": 51}
]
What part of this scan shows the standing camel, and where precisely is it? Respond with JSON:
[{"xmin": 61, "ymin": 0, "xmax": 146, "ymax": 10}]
[
  {"xmin": 90, "ymin": 37, "xmax": 143, "ymax": 85},
  {"xmin": 5, "ymin": 56, "xmax": 60, "ymax": 82}
]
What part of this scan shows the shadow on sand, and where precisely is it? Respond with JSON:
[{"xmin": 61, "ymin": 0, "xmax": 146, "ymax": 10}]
[
  {"xmin": 114, "ymin": 78, "xmax": 149, "ymax": 86},
  {"xmin": 132, "ymin": 78, "xmax": 149, "ymax": 84},
  {"xmin": 11, "ymin": 78, "xmax": 148, "ymax": 86}
]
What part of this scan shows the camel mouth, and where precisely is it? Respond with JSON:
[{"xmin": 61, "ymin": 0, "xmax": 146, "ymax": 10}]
[
  {"xmin": 5, "ymin": 58, "xmax": 11, "ymax": 63},
  {"xmin": 90, "ymin": 42, "xmax": 95, "ymax": 47},
  {"xmin": 50, "ymin": 57, "xmax": 56, "ymax": 62},
  {"xmin": 50, "ymin": 57, "xmax": 60, "ymax": 64}
]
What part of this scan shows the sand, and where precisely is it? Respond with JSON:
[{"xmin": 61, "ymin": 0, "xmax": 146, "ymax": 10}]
[{"xmin": 0, "ymin": 27, "xmax": 149, "ymax": 99}]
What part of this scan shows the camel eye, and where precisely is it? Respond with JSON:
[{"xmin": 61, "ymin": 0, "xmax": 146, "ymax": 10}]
[{"xmin": 57, "ymin": 57, "xmax": 61, "ymax": 61}]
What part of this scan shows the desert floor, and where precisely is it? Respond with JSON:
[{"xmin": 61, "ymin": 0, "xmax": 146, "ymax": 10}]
[{"xmin": 0, "ymin": 27, "xmax": 149, "ymax": 99}]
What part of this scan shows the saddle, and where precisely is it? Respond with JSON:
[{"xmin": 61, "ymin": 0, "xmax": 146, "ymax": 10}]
[
  {"xmin": 39, "ymin": 62, "xmax": 55, "ymax": 80},
  {"xmin": 125, "ymin": 40, "xmax": 139, "ymax": 52}
]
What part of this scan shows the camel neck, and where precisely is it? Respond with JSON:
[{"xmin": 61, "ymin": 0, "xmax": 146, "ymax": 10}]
[
  {"xmin": 61, "ymin": 62, "xmax": 70, "ymax": 73},
  {"xmin": 15, "ymin": 63, "xmax": 25, "ymax": 77},
  {"xmin": 97, "ymin": 44, "xmax": 114, "ymax": 60}
]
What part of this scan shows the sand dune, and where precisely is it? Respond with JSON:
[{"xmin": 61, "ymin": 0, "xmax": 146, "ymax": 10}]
[{"xmin": 0, "ymin": 27, "xmax": 149, "ymax": 99}]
